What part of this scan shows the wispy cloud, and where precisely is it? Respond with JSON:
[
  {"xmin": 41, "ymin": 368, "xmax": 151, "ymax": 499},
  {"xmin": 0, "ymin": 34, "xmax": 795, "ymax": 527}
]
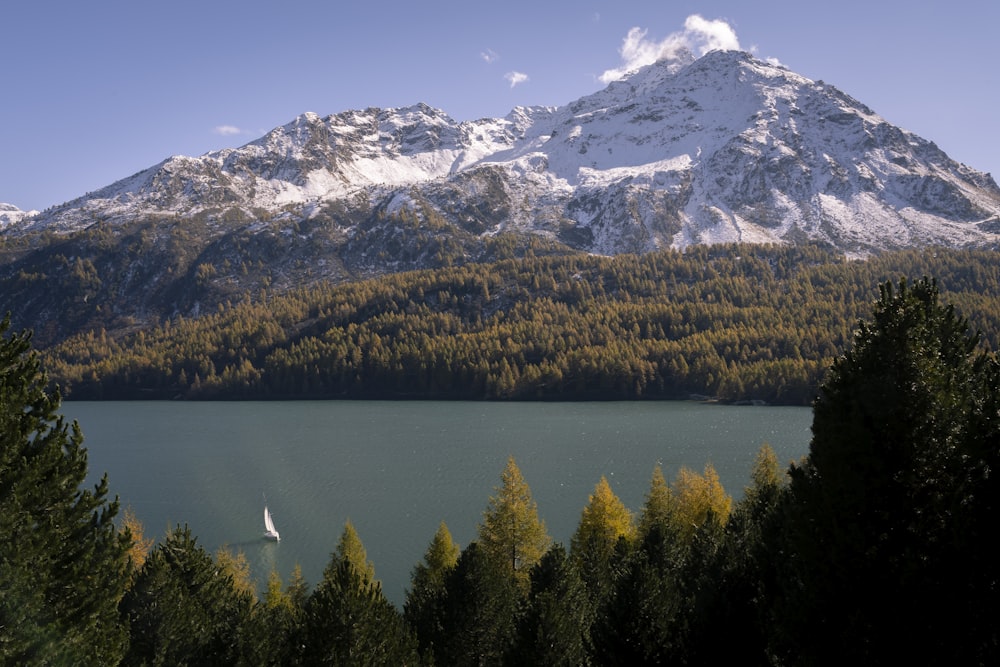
[
  {"xmin": 599, "ymin": 14, "xmax": 742, "ymax": 83},
  {"xmin": 504, "ymin": 71, "xmax": 529, "ymax": 88},
  {"xmin": 481, "ymin": 48, "xmax": 499, "ymax": 64},
  {"xmin": 213, "ymin": 125, "xmax": 244, "ymax": 136}
]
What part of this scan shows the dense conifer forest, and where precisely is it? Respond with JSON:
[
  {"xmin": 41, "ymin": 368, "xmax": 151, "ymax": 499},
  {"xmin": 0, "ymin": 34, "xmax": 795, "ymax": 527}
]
[
  {"xmin": 40, "ymin": 244, "xmax": 1000, "ymax": 404},
  {"xmin": 3, "ymin": 277, "xmax": 999, "ymax": 664}
]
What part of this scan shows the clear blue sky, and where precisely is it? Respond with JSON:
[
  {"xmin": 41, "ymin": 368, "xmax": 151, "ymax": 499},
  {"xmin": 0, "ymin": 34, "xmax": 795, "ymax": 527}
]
[{"xmin": 2, "ymin": 0, "xmax": 997, "ymax": 213}]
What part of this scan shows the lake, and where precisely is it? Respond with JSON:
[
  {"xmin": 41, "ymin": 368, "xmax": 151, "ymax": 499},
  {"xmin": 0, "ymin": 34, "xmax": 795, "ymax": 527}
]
[{"xmin": 68, "ymin": 400, "xmax": 813, "ymax": 606}]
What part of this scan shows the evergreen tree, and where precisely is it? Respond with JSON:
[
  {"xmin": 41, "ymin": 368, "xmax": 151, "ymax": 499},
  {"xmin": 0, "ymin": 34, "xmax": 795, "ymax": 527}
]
[
  {"xmin": 590, "ymin": 521, "xmax": 685, "ymax": 666},
  {"xmin": 774, "ymin": 278, "xmax": 1000, "ymax": 664},
  {"xmin": 508, "ymin": 544, "xmax": 594, "ymax": 666},
  {"xmin": 477, "ymin": 456, "xmax": 551, "ymax": 591},
  {"xmin": 437, "ymin": 542, "xmax": 519, "ymax": 667},
  {"xmin": 681, "ymin": 445, "xmax": 786, "ymax": 666},
  {"xmin": 404, "ymin": 521, "xmax": 460, "ymax": 661},
  {"xmin": 335, "ymin": 518, "xmax": 377, "ymax": 582},
  {"xmin": 0, "ymin": 315, "xmax": 131, "ymax": 665},
  {"xmin": 216, "ymin": 545, "xmax": 256, "ymax": 598},
  {"xmin": 302, "ymin": 521, "xmax": 418, "ymax": 665},
  {"xmin": 592, "ymin": 462, "xmax": 734, "ymax": 664},
  {"xmin": 120, "ymin": 524, "xmax": 253, "ymax": 665},
  {"xmin": 241, "ymin": 567, "xmax": 305, "ymax": 666}
]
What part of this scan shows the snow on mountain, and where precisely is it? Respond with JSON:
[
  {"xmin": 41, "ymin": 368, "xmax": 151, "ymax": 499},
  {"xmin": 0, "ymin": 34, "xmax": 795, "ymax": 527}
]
[
  {"xmin": 0, "ymin": 203, "xmax": 37, "ymax": 228},
  {"xmin": 8, "ymin": 50, "xmax": 1000, "ymax": 256}
]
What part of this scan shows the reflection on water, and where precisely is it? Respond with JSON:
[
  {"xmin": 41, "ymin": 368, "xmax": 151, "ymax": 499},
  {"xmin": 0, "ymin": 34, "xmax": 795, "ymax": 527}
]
[{"xmin": 68, "ymin": 400, "xmax": 812, "ymax": 606}]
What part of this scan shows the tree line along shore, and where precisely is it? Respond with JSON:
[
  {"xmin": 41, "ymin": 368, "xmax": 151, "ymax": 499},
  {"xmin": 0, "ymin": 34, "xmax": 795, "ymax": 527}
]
[{"xmin": 40, "ymin": 244, "xmax": 1000, "ymax": 404}]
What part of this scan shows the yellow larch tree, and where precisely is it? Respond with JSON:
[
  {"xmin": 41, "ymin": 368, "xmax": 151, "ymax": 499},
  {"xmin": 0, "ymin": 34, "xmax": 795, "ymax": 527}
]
[
  {"xmin": 671, "ymin": 463, "xmax": 732, "ymax": 542},
  {"xmin": 477, "ymin": 456, "xmax": 551, "ymax": 590},
  {"xmin": 570, "ymin": 475, "xmax": 636, "ymax": 602}
]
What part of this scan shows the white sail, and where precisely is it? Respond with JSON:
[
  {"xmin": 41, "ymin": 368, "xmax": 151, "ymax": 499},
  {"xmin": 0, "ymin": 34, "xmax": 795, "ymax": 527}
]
[{"xmin": 264, "ymin": 505, "xmax": 280, "ymax": 541}]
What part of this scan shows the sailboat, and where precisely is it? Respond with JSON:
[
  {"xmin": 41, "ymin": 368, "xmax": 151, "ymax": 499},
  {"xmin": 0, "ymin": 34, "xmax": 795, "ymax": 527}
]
[{"xmin": 264, "ymin": 504, "xmax": 280, "ymax": 541}]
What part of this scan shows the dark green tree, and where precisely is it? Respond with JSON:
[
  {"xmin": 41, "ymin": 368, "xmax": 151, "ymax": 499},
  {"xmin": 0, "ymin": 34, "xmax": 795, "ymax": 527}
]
[
  {"xmin": 0, "ymin": 315, "xmax": 131, "ymax": 665},
  {"xmin": 404, "ymin": 521, "xmax": 460, "ymax": 662},
  {"xmin": 437, "ymin": 541, "xmax": 519, "ymax": 667},
  {"xmin": 507, "ymin": 543, "xmax": 594, "ymax": 667},
  {"xmin": 774, "ymin": 278, "xmax": 1000, "ymax": 665},
  {"xmin": 302, "ymin": 521, "xmax": 418, "ymax": 665},
  {"xmin": 119, "ymin": 524, "xmax": 253, "ymax": 665},
  {"xmin": 242, "ymin": 566, "xmax": 307, "ymax": 666},
  {"xmin": 681, "ymin": 445, "xmax": 786, "ymax": 666},
  {"xmin": 590, "ymin": 522, "xmax": 684, "ymax": 666}
]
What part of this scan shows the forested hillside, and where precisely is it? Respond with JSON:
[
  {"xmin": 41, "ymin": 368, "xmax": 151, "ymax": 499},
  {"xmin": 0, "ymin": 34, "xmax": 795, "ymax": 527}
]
[
  {"xmin": 5, "ymin": 279, "xmax": 998, "ymax": 664},
  {"xmin": 43, "ymin": 244, "xmax": 1000, "ymax": 404}
]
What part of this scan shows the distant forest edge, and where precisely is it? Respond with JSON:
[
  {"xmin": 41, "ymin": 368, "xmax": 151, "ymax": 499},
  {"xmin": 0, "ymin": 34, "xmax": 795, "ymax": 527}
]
[{"xmin": 40, "ymin": 244, "xmax": 1000, "ymax": 404}]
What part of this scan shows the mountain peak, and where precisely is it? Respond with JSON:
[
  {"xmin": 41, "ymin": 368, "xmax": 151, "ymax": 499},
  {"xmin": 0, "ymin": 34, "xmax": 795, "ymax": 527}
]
[{"xmin": 6, "ymin": 51, "xmax": 999, "ymax": 256}]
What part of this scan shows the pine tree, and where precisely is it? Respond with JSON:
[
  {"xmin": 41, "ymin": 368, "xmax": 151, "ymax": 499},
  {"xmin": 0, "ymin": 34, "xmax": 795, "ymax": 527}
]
[
  {"xmin": 680, "ymin": 445, "xmax": 786, "ymax": 666},
  {"xmin": 303, "ymin": 521, "xmax": 418, "ymax": 665},
  {"xmin": 248, "ymin": 565, "xmax": 308, "ymax": 666},
  {"xmin": 216, "ymin": 545, "xmax": 256, "ymax": 598},
  {"xmin": 775, "ymin": 278, "xmax": 1000, "ymax": 664},
  {"xmin": 120, "ymin": 525, "xmax": 253, "ymax": 665},
  {"xmin": 508, "ymin": 544, "xmax": 595, "ymax": 666},
  {"xmin": 477, "ymin": 456, "xmax": 551, "ymax": 590},
  {"xmin": 0, "ymin": 315, "xmax": 131, "ymax": 664},
  {"xmin": 438, "ymin": 542, "xmax": 519, "ymax": 667},
  {"xmin": 405, "ymin": 521, "xmax": 460, "ymax": 661},
  {"xmin": 335, "ymin": 518, "xmax": 376, "ymax": 583},
  {"xmin": 591, "ymin": 520, "xmax": 684, "ymax": 666}
]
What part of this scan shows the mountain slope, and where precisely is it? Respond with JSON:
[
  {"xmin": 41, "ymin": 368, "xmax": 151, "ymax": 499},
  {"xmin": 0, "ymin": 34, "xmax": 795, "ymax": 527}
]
[{"xmin": 10, "ymin": 50, "xmax": 1000, "ymax": 256}]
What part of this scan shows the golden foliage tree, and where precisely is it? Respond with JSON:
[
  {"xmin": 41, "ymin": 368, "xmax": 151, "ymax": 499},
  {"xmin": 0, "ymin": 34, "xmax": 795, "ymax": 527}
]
[
  {"xmin": 570, "ymin": 475, "xmax": 636, "ymax": 602},
  {"xmin": 637, "ymin": 463, "xmax": 676, "ymax": 539},
  {"xmin": 336, "ymin": 519, "xmax": 376, "ymax": 584},
  {"xmin": 477, "ymin": 456, "xmax": 551, "ymax": 589},
  {"xmin": 121, "ymin": 505, "xmax": 154, "ymax": 575},
  {"xmin": 671, "ymin": 463, "xmax": 732, "ymax": 541},
  {"xmin": 571, "ymin": 476, "xmax": 635, "ymax": 553},
  {"xmin": 215, "ymin": 546, "xmax": 256, "ymax": 599}
]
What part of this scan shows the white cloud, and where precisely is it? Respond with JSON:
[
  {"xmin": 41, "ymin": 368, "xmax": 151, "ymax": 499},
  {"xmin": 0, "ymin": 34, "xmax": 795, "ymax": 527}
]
[
  {"xmin": 599, "ymin": 14, "xmax": 742, "ymax": 83},
  {"xmin": 505, "ymin": 71, "xmax": 529, "ymax": 88},
  {"xmin": 214, "ymin": 125, "xmax": 243, "ymax": 136},
  {"xmin": 684, "ymin": 15, "xmax": 740, "ymax": 53},
  {"xmin": 481, "ymin": 48, "xmax": 498, "ymax": 64}
]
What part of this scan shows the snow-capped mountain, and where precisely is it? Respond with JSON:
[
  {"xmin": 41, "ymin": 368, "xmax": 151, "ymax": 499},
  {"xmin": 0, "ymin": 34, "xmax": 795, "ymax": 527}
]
[
  {"xmin": 0, "ymin": 203, "xmax": 37, "ymax": 229},
  {"xmin": 8, "ymin": 50, "xmax": 1000, "ymax": 257}
]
